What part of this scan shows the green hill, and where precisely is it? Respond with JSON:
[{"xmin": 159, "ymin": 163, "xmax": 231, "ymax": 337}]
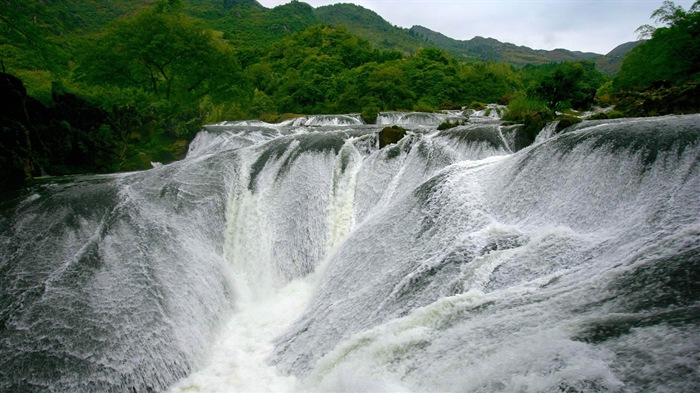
[
  {"xmin": 208, "ymin": 0, "xmax": 318, "ymax": 52},
  {"xmin": 314, "ymin": 3, "xmax": 427, "ymax": 53},
  {"xmin": 312, "ymin": 3, "xmax": 610, "ymax": 68},
  {"xmin": 2, "ymin": 0, "xmax": 631, "ymax": 75},
  {"xmin": 409, "ymin": 25, "xmax": 602, "ymax": 66},
  {"xmin": 594, "ymin": 41, "xmax": 644, "ymax": 75},
  {"xmin": 311, "ymin": 3, "xmax": 642, "ymax": 74}
]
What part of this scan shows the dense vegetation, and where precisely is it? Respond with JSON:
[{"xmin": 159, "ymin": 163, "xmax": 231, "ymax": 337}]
[
  {"xmin": 609, "ymin": 0, "xmax": 700, "ymax": 116},
  {"xmin": 0, "ymin": 0, "xmax": 697, "ymax": 189},
  {"xmin": 616, "ymin": 0, "xmax": 699, "ymax": 90},
  {"xmin": 503, "ymin": 0, "xmax": 699, "ymax": 143},
  {"xmin": 409, "ymin": 26, "xmax": 601, "ymax": 66},
  {"xmin": 314, "ymin": 3, "xmax": 428, "ymax": 54},
  {"xmin": 313, "ymin": 3, "xmax": 622, "ymax": 69}
]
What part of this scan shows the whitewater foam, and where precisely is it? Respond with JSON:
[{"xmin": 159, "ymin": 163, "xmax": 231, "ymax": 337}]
[
  {"xmin": 1, "ymin": 114, "xmax": 697, "ymax": 392},
  {"xmin": 167, "ymin": 277, "xmax": 315, "ymax": 393}
]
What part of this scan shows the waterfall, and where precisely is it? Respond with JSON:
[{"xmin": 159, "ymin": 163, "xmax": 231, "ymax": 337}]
[
  {"xmin": 287, "ymin": 114, "xmax": 365, "ymax": 126},
  {"xmin": 376, "ymin": 111, "xmax": 464, "ymax": 126},
  {"xmin": 1, "ymin": 114, "xmax": 698, "ymax": 392},
  {"xmin": 467, "ymin": 103, "xmax": 507, "ymax": 121},
  {"xmin": 534, "ymin": 120, "xmax": 560, "ymax": 143}
]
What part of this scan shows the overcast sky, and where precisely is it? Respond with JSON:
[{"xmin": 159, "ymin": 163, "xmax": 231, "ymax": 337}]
[{"xmin": 256, "ymin": 0, "xmax": 696, "ymax": 54}]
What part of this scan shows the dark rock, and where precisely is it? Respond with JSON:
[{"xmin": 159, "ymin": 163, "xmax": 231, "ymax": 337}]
[
  {"xmin": 555, "ymin": 115, "xmax": 582, "ymax": 132},
  {"xmin": 0, "ymin": 73, "xmax": 122, "ymax": 189},
  {"xmin": 0, "ymin": 121, "xmax": 36, "ymax": 187},
  {"xmin": 0, "ymin": 73, "xmax": 30, "ymax": 124},
  {"xmin": 512, "ymin": 109, "xmax": 551, "ymax": 151},
  {"xmin": 0, "ymin": 73, "xmax": 43, "ymax": 188},
  {"xmin": 437, "ymin": 119, "xmax": 463, "ymax": 130},
  {"xmin": 615, "ymin": 82, "xmax": 700, "ymax": 117},
  {"xmin": 378, "ymin": 125, "xmax": 406, "ymax": 148},
  {"xmin": 51, "ymin": 83, "xmax": 109, "ymax": 133}
]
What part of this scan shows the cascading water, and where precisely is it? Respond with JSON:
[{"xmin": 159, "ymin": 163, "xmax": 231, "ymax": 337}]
[
  {"xmin": 376, "ymin": 111, "xmax": 463, "ymax": 126},
  {"xmin": 467, "ymin": 103, "xmax": 508, "ymax": 121},
  {"xmin": 1, "ymin": 113, "xmax": 698, "ymax": 392}
]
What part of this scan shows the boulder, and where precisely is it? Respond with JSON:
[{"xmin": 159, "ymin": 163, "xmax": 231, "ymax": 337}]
[{"xmin": 378, "ymin": 125, "xmax": 406, "ymax": 148}]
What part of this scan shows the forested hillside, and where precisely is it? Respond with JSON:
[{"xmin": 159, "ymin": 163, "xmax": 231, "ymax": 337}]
[
  {"xmin": 409, "ymin": 25, "xmax": 601, "ymax": 65},
  {"xmin": 594, "ymin": 41, "xmax": 644, "ymax": 75},
  {"xmin": 314, "ymin": 3, "xmax": 428, "ymax": 54},
  {"xmin": 1, "ymin": 0, "xmax": 698, "ymax": 190},
  {"xmin": 313, "ymin": 3, "xmax": 637, "ymax": 71}
]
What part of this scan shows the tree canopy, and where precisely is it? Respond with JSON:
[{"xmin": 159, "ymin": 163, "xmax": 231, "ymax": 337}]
[
  {"xmin": 76, "ymin": 7, "xmax": 241, "ymax": 103},
  {"xmin": 530, "ymin": 61, "xmax": 606, "ymax": 110},
  {"xmin": 615, "ymin": 0, "xmax": 700, "ymax": 90}
]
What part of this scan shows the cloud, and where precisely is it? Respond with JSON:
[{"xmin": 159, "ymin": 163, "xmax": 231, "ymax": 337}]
[{"xmin": 257, "ymin": 0, "xmax": 698, "ymax": 54}]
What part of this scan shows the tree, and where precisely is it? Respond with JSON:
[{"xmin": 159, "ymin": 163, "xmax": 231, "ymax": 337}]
[
  {"xmin": 615, "ymin": 0, "xmax": 700, "ymax": 90},
  {"xmin": 0, "ymin": 0, "xmax": 69, "ymax": 75},
  {"xmin": 250, "ymin": 88, "xmax": 275, "ymax": 117},
  {"xmin": 635, "ymin": 0, "xmax": 699, "ymax": 38},
  {"xmin": 458, "ymin": 62, "xmax": 520, "ymax": 105},
  {"xmin": 531, "ymin": 61, "xmax": 606, "ymax": 110},
  {"xmin": 76, "ymin": 7, "xmax": 241, "ymax": 104},
  {"xmin": 363, "ymin": 64, "xmax": 416, "ymax": 110}
]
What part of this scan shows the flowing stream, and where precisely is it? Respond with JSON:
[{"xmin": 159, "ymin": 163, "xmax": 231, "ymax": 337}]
[{"xmin": 1, "ymin": 114, "xmax": 699, "ymax": 392}]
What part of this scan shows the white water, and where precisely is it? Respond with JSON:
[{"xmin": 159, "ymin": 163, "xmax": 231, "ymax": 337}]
[
  {"xmin": 1, "ymin": 114, "xmax": 698, "ymax": 393},
  {"xmin": 162, "ymin": 118, "xmax": 512, "ymax": 392},
  {"xmin": 166, "ymin": 277, "xmax": 314, "ymax": 393},
  {"xmin": 168, "ymin": 115, "xmax": 699, "ymax": 392},
  {"xmin": 288, "ymin": 114, "xmax": 364, "ymax": 126},
  {"xmin": 376, "ymin": 111, "xmax": 459, "ymax": 125},
  {"xmin": 468, "ymin": 103, "xmax": 507, "ymax": 120}
]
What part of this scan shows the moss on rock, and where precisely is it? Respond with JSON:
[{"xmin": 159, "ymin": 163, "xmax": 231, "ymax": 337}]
[
  {"xmin": 361, "ymin": 106, "xmax": 380, "ymax": 124},
  {"xmin": 378, "ymin": 125, "xmax": 407, "ymax": 148},
  {"xmin": 555, "ymin": 115, "xmax": 582, "ymax": 132},
  {"xmin": 437, "ymin": 119, "xmax": 464, "ymax": 130},
  {"xmin": 259, "ymin": 113, "xmax": 305, "ymax": 123}
]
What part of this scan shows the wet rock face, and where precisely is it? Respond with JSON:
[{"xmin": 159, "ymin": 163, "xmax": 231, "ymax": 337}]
[
  {"xmin": 378, "ymin": 125, "xmax": 407, "ymax": 148},
  {"xmin": 616, "ymin": 82, "xmax": 700, "ymax": 117},
  {"xmin": 0, "ymin": 73, "xmax": 41, "ymax": 187},
  {"xmin": 0, "ymin": 73, "xmax": 29, "ymax": 122},
  {"xmin": 0, "ymin": 73, "xmax": 119, "ymax": 190}
]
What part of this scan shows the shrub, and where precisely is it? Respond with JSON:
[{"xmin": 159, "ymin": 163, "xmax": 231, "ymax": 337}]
[
  {"xmin": 467, "ymin": 101, "xmax": 487, "ymax": 111},
  {"xmin": 554, "ymin": 115, "xmax": 582, "ymax": 132},
  {"xmin": 437, "ymin": 119, "xmax": 463, "ymax": 130},
  {"xmin": 607, "ymin": 110, "xmax": 625, "ymax": 119},
  {"xmin": 413, "ymin": 100, "xmax": 435, "ymax": 113},
  {"xmin": 502, "ymin": 96, "xmax": 550, "ymax": 123},
  {"xmin": 589, "ymin": 112, "xmax": 610, "ymax": 120},
  {"xmin": 504, "ymin": 96, "xmax": 553, "ymax": 148},
  {"xmin": 259, "ymin": 113, "xmax": 305, "ymax": 123},
  {"xmin": 361, "ymin": 105, "xmax": 379, "ymax": 124}
]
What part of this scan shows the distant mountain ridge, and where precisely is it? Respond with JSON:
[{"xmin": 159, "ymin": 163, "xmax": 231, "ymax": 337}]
[
  {"xmin": 314, "ymin": 3, "xmax": 428, "ymax": 53},
  {"xmin": 594, "ymin": 41, "xmax": 644, "ymax": 74},
  {"xmin": 314, "ymin": 3, "xmax": 636, "ymax": 73},
  {"xmin": 408, "ymin": 25, "xmax": 601, "ymax": 65}
]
